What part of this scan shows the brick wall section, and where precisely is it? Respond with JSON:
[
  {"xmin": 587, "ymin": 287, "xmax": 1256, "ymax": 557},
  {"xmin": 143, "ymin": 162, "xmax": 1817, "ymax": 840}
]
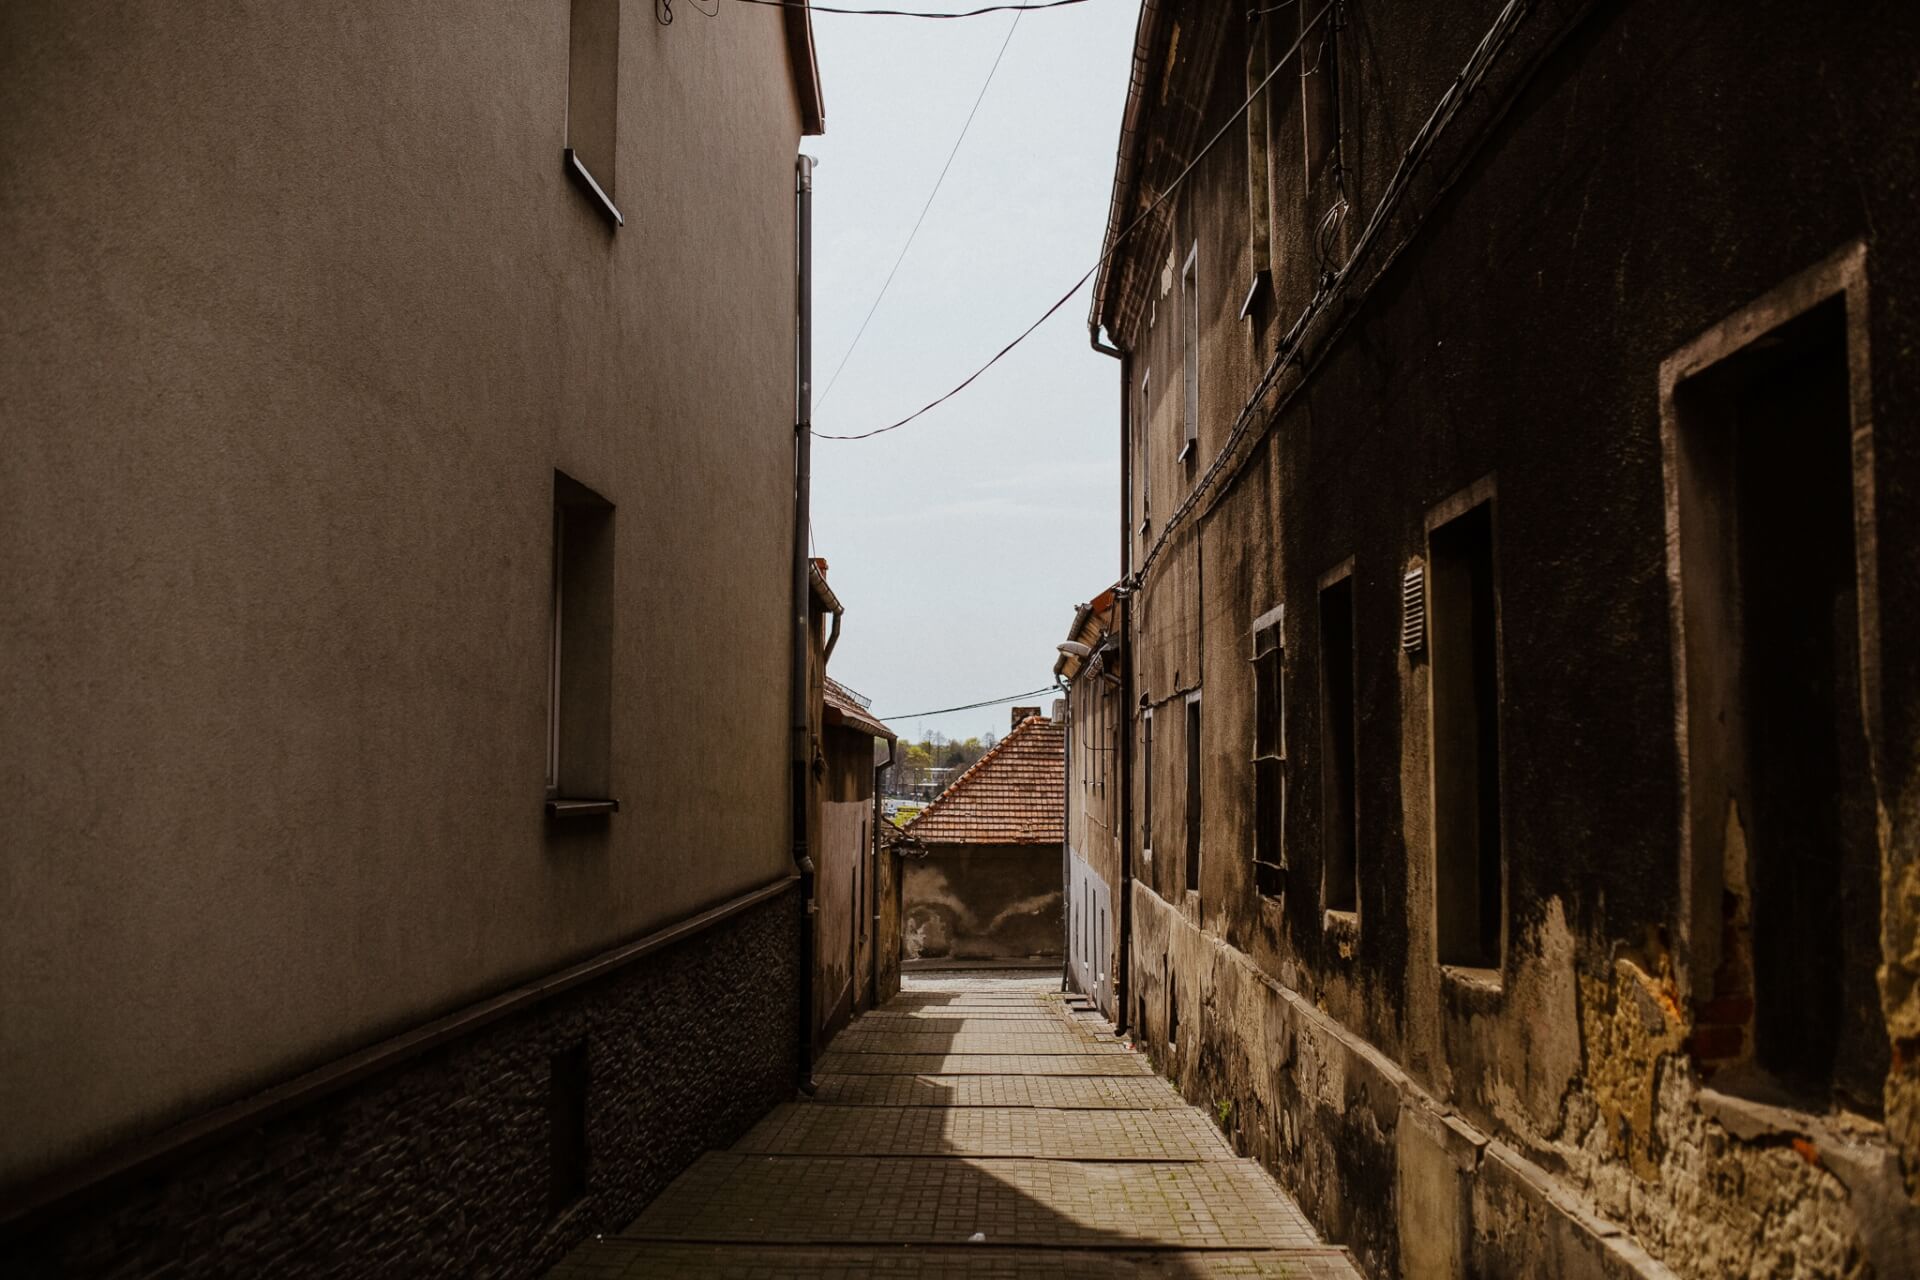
[{"xmin": 6, "ymin": 887, "xmax": 800, "ymax": 1280}]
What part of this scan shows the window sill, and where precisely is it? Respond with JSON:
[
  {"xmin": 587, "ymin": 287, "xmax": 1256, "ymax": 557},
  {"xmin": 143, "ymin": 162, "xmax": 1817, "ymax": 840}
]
[
  {"xmin": 1440, "ymin": 963, "xmax": 1502, "ymax": 995},
  {"xmin": 564, "ymin": 148, "xmax": 623, "ymax": 228},
  {"xmin": 546, "ymin": 797, "xmax": 620, "ymax": 818},
  {"xmin": 1239, "ymin": 269, "xmax": 1269, "ymax": 321},
  {"xmin": 1323, "ymin": 908, "xmax": 1359, "ymax": 934}
]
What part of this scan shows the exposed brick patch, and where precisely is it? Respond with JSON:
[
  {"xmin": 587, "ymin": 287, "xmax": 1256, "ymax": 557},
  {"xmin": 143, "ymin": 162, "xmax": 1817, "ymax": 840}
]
[{"xmin": 5, "ymin": 888, "xmax": 800, "ymax": 1280}]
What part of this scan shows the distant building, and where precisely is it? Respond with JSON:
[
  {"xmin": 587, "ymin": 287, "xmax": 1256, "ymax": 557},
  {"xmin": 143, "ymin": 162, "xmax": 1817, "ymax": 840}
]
[
  {"xmin": 815, "ymin": 663, "xmax": 896, "ymax": 1044},
  {"xmin": 1057, "ymin": 586, "xmax": 1123, "ymax": 1017},
  {"xmin": 1087, "ymin": 2, "xmax": 1920, "ymax": 1277},
  {"xmin": 902, "ymin": 710, "xmax": 1065, "ymax": 964}
]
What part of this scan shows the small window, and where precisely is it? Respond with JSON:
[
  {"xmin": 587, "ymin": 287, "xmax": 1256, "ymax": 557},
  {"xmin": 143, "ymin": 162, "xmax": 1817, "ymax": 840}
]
[
  {"xmin": 1319, "ymin": 573, "xmax": 1358, "ymax": 916},
  {"xmin": 1142, "ymin": 709, "xmax": 1155, "ymax": 862},
  {"xmin": 1181, "ymin": 244, "xmax": 1200, "ymax": 464},
  {"xmin": 548, "ymin": 472, "xmax": 616, "ymax": 813},
  {"xmin": 1251, "ymin": 607, "xmax": 1285, "ymax": 897},
  {"xmin": 1298, "ymin": 0, "xmax": 1342, "ymax": 275},
  {"xmin": 1138, "ymin": 370, "xmax": 1153, "ymax": 530},
  {"xmin": 1184, "ymin": 694, "xmax": 1202, "ymax": 898},
  {"xmin": 1430, "ymin": 496, "xmax": 1502, "ymax": 971},
  {"xmin": 566, "ymin": 0, "xmax": 622, "ymax": 226},
  {"xmin": 549, "ymin": 1041, "xmax": 590, "ymax": 1213},
  {"xmin": 1244, "ymin": 15, "xmax": 1276, "ymax": 314}
]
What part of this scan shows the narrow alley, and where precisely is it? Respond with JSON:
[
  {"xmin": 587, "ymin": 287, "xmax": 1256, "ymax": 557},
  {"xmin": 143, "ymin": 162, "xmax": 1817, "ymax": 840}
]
[{"xmin": 550, "ymin": 972, "xmax": 1359, "ymax": 1278}]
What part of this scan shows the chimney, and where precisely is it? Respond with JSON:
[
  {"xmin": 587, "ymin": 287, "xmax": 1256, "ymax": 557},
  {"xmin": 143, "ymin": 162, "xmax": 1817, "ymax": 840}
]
[{"xmin": 1011, "ymin": 706, "xmax": 1041, "ymax": 730}]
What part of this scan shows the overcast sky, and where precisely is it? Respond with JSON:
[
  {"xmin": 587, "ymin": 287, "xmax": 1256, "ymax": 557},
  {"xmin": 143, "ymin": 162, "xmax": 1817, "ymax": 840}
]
[{"xmin": 805, "ymin": 0, "xmax": 1140, "ymax": 745}]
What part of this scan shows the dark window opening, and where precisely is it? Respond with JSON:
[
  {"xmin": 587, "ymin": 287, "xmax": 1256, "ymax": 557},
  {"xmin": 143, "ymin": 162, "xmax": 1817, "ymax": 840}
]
[
  {"xmin": 1142, "ymin": 711, "xmax": 1155, "ymax": 861},
  {"xmin": 1319, "ymin": 577, "xmax": 1358, "ymax": 915},
  {"xmin": 1253, "ymin": 618, "xmax": 1285, "ymax": 898},
  {"xmin": 1184, "ymin": 697, "xmax": 1202, "ymax": 898},
  {"xmin": 1181, "ymin": 246, "xmax": 1200, "ymax": 465},
  {"xmin": 549, "ymin": 1041, "xmax": 590, "ymax": 1213},
  {"xmin": 1165, "ymin": 953, "xmax": 1179, "ymax": 1052},
  {"xmin": 1673, "ymin": 294, "xmax": 1884, "ymax": 1110},
  {"xmin": 1430, "ymin": 501, "xmax": 1501, "ymax": 970},
  {"xmin": 567, "ymin": 0, "xmax": 619, "ymax": 186},
  {"xmin": 549, "ymin": 473, "xmax": 615, "ymax": 808}
]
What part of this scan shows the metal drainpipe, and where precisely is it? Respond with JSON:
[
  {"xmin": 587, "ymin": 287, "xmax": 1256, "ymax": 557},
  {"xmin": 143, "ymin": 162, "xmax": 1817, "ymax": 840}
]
[
  {"xmin": 1089, "ymin": 324, "xmax": 1131, "ymax": 1035},
  {"xmin": 1056, "ymin": 673, "xmax": 1072, "ymax": 994},
  {"xmin": 791, "ymin": 153, "xmax": 817, "ymax": 1092},
  {"xmin": 872, "ymin": 736, "xmax": 894, "ymax": 1004}
]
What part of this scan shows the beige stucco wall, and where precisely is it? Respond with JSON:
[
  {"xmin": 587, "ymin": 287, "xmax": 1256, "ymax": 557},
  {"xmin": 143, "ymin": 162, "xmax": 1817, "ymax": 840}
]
[{"xmin": 0, "ymin": 0, "xmax": 809, "ymax": 1189}]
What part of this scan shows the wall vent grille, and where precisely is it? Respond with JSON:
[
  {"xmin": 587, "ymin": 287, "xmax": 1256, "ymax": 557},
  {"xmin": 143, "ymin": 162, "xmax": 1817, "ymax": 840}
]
[{"xmin": 1401, "ymin": 567, "xmax": 1427, "ymax": 653}]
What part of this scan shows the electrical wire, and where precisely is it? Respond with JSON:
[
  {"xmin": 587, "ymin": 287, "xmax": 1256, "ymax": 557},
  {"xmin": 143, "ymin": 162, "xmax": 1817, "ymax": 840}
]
[
  {"xmin": 878, "ymin": 685, "xmax": 1058, "ymax": 719},
  {"xmin": 817, "ymin": 4, "xmax": 1025, "ymax": 409},
  {"xmin": 814, "ymin": 1, "xmax": 1334, "ymax": 441},
  {"xmin": 731, "ymin": 0, "xmax": 1092, "ymax": 17}
]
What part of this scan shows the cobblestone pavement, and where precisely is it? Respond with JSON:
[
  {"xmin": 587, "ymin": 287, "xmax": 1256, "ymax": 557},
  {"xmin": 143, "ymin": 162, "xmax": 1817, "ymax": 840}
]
[{"xmin": 549, "ymin": 972, "xmax": 1358, "ymax": 1279}]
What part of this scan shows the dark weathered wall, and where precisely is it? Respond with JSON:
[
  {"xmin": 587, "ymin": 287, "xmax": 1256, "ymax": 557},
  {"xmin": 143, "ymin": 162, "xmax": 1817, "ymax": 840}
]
[
  {"xmin": 1105, "ymin": 1, "xmax": 1920, "ymax": 1276},
  {"xmin": 4, "ymin": 888, "xmax": 800, "ymax": 1280},
  {"xmin": 904, "ymin": 845, "xmax": 1064, "ymax": 963}
]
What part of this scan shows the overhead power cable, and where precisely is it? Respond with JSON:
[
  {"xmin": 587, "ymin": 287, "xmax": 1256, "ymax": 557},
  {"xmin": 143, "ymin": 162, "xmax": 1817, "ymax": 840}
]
[
  {"xmin": 817, "ymin": 4, "xmax": 1026, "ymax": 409},
  {"xmin": 878, "ymin": 685, "xmax": 1058, "ymax": 719},
  {"xmin": 814, "ymin": 1, "xmax": 1333, "ymax": 441},
  {"xmin": 731, "ymin": 0, "xmax": 1091, "ymax": 18}
]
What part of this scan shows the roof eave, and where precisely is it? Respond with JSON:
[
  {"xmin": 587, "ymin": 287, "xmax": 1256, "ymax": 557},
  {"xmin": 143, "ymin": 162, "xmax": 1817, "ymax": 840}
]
[
  {"xmin": 784, "ymin": 1, "xmax": 827, "ymax": 136},
  {"xmin": 1088, "ymin": 0, "xmax": 1165, "ymax": 347}
]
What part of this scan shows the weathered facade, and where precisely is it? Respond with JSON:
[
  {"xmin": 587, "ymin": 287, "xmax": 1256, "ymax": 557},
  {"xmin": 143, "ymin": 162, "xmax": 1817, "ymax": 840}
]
[
  {"xmin": 1059, "ymin": 587, "xmax": 1125, "ymax": 1018},
  {"xmin": 1, "ymin": 1, "xmax": 824, "ymax": 1273},
  {"xmin": 902, "ymin": 712, "xmax": 1067, "ymax": 965},
  {"xmin": 1091, "ymin": 2, "xmax": 1920, "ymax": 1277}
]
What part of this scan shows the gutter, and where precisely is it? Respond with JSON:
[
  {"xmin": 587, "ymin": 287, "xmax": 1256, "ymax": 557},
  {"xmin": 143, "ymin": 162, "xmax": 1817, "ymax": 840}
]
[{"xmin": 791, "ymin": 153, "xmax": 817, "ymax": 1092}]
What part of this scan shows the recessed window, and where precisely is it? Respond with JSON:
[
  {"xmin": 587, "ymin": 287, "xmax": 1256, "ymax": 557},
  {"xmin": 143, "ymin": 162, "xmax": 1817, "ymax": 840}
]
[
  {"xmin": 1429, "ymin": 495, "xmax": 1501, "ymax": 971},
  {"xmin": 1318, "ymin": 573, "xmax": 1358, "ymax": 917},
  {"xmin": 548, "ymin": 472, "xmax": 616, "ymax": 815},
  {"xmin": 566, "ymin": 0, "xmax": 622, "ymax": 226},
  {"xmin": 1184, "ymin": 694, "xmax": 1202, "ymax": 899},
  {"xmin": 1181, "ymin": 244, "xmax": 1200, "ymax": 465},
  {"xmin": 1243, "ymin": 15, "xmax": 1276, "ymax": 316},
  {"xmin": 1252, "ymin": 606, "xmax": 1285, "ymax": 898},
  {"xmin": 1142, "ymin": 708, "xmax": 1155, "ymax": 864},
  {"xmin": 549, "ymin": 1041, "xmax": 590, "ymax": 1213},
  {"xmin": 1664, "ymin": 250, "xmax": 1885, "ymax": 1111},
  {"xmin": 1138, "ymin": 370, "xmax": 1153, "ymax": 535}
]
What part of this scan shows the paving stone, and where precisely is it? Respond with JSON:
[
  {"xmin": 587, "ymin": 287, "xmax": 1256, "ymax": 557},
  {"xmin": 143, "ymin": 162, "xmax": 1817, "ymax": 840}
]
[
  {"xmin": 813, "ymin": 1052, "xmax": 1151, "ymax": 1077},
  {"xmin": 826, "ymin": 1032, "xmax": 1118, "ymax": 1055},
  {"xmin": 545, "ymin": 973, "xmax": 1358, "ymax": 1280},
  {"xmin": 621, "ymin": 1153, "xmax": 1321, "ymax": 1249},
  {"xmin": 550, "ymin": 1242, "xmax": 1367, "ymax": 1279},
  {"xmin": 808, "ymin": 1073, "xmax": 1183, "ymax": 1110},
  {"xmin": 737, "ymin": 1104, "xmax": 1233, "ymax": 1160}
]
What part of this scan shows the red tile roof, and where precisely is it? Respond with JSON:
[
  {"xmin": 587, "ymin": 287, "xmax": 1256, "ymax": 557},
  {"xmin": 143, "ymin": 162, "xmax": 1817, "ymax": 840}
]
[{"xmin": 904, "ymin": 715, "xmax": 1064, "ymax": 846}]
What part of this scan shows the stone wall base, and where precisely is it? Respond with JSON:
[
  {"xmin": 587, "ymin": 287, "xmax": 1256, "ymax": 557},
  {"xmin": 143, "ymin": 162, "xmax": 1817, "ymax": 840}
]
[
  {"xmin": 6, "ymin": 885, "xmax": 800, "ymax": 1279},
  {"xmin": 1131, "ymin": 883, "xmax": 1760, "ymax": 1280}
]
